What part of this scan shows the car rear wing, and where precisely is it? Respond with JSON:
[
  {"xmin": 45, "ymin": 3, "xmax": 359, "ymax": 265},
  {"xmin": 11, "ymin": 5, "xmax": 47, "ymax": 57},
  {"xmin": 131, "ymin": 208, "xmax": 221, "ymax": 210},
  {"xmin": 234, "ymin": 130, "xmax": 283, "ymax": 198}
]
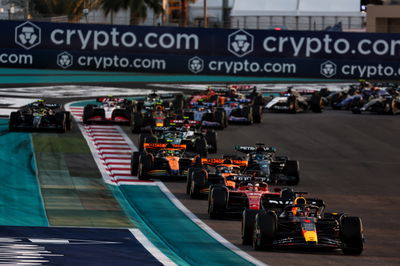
[
  {"xmin": 229, "ymin": 85, "xmax": 256, "ymax": 91},
  {"xmin": 169, "ymin": 119, "xmax": 200, "ymax": 127},
  {"xmin": 234, "ymin": 145, "xmax": 276, "ymax": 154},
  {"xmin": 201, "ymin": 158, "xmax": 248, "ymax": 167},
  {"xmin": 209, "ymin": 87, "xmax": 230, "ymax": 93},
  {"xmin": 30, "ymin": 102, "xmax": 61, "ymax": 109},
  {"xmin": 96, "ymin": 97, "xmax": 126, "ymax": 103},
  {"xmin": 143, "ymin": 143, "xmax": 186, "ymax": 150},
  {"xmin": 261, "ymin": 196, "xmax": 325, "ymax": 212}
]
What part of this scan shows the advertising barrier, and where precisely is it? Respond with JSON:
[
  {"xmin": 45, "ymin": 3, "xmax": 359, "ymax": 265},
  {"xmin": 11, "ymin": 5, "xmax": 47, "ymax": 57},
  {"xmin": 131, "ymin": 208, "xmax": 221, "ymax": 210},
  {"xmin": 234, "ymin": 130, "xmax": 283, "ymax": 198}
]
[{"xmin": 1, "ymin": 20, "xmax": 400, "ymax": 79}]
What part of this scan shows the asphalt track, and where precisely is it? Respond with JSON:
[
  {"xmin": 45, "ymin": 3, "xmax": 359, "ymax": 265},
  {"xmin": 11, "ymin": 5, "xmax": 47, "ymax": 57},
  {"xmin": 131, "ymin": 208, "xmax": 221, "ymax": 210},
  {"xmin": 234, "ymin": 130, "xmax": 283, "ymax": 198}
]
[
  {"xmin": 24, "ymin": 87, "xmax": 400, "ymax": 265},
  {"xmin": 153, "ymin": 111, "xmax": 400, "ymax": 266},
  {"xmin": 2, "ymin": 76, "xmax": 399, "ymax": 265}
]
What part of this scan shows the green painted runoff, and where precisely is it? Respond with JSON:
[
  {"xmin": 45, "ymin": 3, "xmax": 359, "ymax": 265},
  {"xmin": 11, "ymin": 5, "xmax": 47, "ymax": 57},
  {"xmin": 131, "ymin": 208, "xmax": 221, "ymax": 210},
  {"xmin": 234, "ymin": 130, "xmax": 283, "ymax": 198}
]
[{"xmin": 0, "ymin": 119, "xmax": 48, "ymax": 226}]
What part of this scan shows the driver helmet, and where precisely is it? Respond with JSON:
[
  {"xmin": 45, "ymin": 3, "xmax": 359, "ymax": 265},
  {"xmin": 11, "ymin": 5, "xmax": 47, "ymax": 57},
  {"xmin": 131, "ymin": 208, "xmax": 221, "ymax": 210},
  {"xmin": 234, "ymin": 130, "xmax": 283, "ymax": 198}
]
[
  {"xmin": 255, "ymin": 153, "xmax": 264, "ymax": 160},
  {"xmin": 292, "ymin": 197, "xmax": 307, "ymax": 216}
]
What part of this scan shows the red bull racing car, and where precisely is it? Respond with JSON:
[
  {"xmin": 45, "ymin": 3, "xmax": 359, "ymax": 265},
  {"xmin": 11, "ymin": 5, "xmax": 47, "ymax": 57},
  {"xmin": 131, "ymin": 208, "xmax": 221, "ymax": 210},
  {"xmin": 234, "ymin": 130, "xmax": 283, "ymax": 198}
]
[{"xmin": 252, "ymin": 197, "xmax": 364, "ymax": 255}]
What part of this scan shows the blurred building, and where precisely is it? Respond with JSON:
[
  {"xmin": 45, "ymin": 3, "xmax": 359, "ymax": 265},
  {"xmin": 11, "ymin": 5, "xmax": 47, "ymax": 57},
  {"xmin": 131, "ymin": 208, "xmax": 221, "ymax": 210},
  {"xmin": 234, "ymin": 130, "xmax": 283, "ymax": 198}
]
[
  {"xmin": 230, "ymin": 0, "xmax": 365, "ymax": 31},
  {"xmin": 366, "ymin": 0, "xmax": 400, "ymax": 32}
]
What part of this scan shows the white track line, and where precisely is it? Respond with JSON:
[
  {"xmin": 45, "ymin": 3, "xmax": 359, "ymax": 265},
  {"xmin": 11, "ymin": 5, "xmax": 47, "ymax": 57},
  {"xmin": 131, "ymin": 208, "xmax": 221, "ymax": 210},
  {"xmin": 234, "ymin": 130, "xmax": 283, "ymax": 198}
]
[
  {"xmin": 156, "ymin": 181, "xmax": 267, "ymax": 266},
  {"xmin": 129, "ymin": 228, "xmax": 177, "ymax": 266}
]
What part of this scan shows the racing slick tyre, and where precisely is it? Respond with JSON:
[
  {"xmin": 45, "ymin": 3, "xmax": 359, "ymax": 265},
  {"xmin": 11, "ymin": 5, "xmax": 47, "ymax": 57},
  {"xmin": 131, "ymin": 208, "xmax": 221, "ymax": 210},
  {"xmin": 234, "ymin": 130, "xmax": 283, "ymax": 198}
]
[
  {"xmin": 205, "ymin": 131, "xmax": 218, "ymax": 153},
  {"xmin": 55, "ymin": 112, "xmax": 67, "ymax": 133},
  {"xmin": 137, "ymin": 154, "xmax": 154, "ymax": 180},
  {"xmin": 253, "ymin": 210, "xmax": 277, "ymax": 251},
  {"xmin": 215, "ymin": 109, "xmax": 227, "ymax": 129},
  {"xmin": 173, "ymin": 93, "xmax": 185, "ymax": 110},
  {"xmin": 195, "ymin": 138, "xmax": 208, "ymax": 157},
  {"xmin": 82, "ymin": 105, "xmax": 94, "ymax": 124},
  {"xmin": 242, "ymin": 209, "xmax": 259, "ymax": 245},
  {"xmin": 350, "ymin": 97, "xmax": 363, "ymax": 114},
  {"xmin": 139, "ymin": 132, "xmax": 157, "ymax": 151},
  {"xmin": 288, "ymin": 96, "xmax": 298, "ymax": 114},
  {"xmin": 189, "ymin": 168, "xmax": 207, "ymax": 199},
  {"xmin": 131, "ymin": 113, "xmax": 144, "ymax": 133},
  {"xmin": 340, "ymin": 216, "xmax": 364, "ymax": 255},
  {"xmin": 8, "ymin": 112, "xmax": 20, "ymax": 131},
  {"xmin": 186, "ymin": 170, "xmax": 193, "ymax": 195},
  {"xmin": 208, "ymin": 185, "xmax": 228, "ymax": 219},
  {"xmin": 310, "ymin": 93, "xmax": 323, "ymax": 113},
  {"xmin": 253, "ymin": 95, "xmax": 264, "ymax": 106},
  {"xmin": 285, "ymin": 160, "xmax": 300, "ymax": 185},
  {"xmin": 130, "ymin": 152, "xmax": 140, "ymax": 176},
  {"xmin": 390, "ymin": 98, "xmax": 398, "ymax": 115},
  {"xmin": 243, "ymin": 106, "xmax": 253, "ymax": 125},
  {"xmin": 330, "ymin": 93, "xmax": 344, "ymax": 110},
  {"xmin": 64, "ymin": 111, "xmax": 72, "ymax": 131},
  {"xmin": 252, "ymin": 105, "xmax": 262, "ymax": 123}
]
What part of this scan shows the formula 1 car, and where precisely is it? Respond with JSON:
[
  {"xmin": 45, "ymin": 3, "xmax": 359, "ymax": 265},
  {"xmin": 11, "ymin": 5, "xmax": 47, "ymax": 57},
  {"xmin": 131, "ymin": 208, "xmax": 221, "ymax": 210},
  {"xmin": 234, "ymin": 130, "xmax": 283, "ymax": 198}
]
[
  {"xmin": 265, "ymin": 88, "xmax": 326, "ymax": 113},
  {"xmin": 206, "ymin": 86, "xmax": 263, "ymax": 124},
  {"xmin": 83, "ymin": 96, "xmax": 133, "ymax": 124},
  {"xmin": 130, "ymin": 92, "xmax": 183, "ymax": 133},
  {"xmin": 130, "ymin": 143, "xmax": 194, "ymax": 180},
  {"xmin": 184, "ymin": 99, "xmax": 228, "ymax": 129},
  {"xmin": 208, "ymin": 180, "xmax": 281, "ymax": 219},
  {"xmin": 350, "ymin": 86, "xmax": 400, "ymax": 115},
  {"xmin": 235, "ymin": 144, "xmax": 300, "ymax": 185},
  {"xmin": 9, "ymin": 100, "xmax": 71, "ymax": 132},
  {"xmin": 250, "ymin": 197, "xmax": 364, "ymax": 255},
  {"xmin": 186, "ymin": 157, "xmax": 250, "ymax": 199},
  {"xmin": 138, "ymin": 120, "xmax": 217, "ymax": 156}
]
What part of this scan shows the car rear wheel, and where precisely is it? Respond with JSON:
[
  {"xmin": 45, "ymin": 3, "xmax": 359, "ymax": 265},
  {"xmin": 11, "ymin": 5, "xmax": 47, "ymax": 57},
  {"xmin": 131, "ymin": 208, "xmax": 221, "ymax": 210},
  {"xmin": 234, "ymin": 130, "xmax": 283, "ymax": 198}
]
[
  {"xmin": 205, "ymin": 131, "xmax": 217, "ymax": 153},
  {"xmin": 285, "ymin": 160, "xmax": 300, "ymax": 185},
  {"xmin": 190, "ymin": 169, "xmax": 207, "ymax": 199},
  {"xmin": 55, "ymin": 112, "xmax": 67, "ymax": 133},
  {"xmin": 130, "ymin": 152, "xmax": 140, "ymax": 176},
  {"xmin": 83, "ymin": 105, "xmax": 94, "ymax": 124},
  {"xmin": 253, "ymin": 210, "xmax": 277, "ymax": 250},
  {"xmin": 242, "ymin": 209, "xmax": 258, "ymax": 245},
  {"xmin": 9, "ymin": 112, "xmax": 20, "ymax": 131},
  {"xmin": 131, "ymin": 113, "xmax": 144, "ymax": 133},
  {"xmin": 208, "ymin": 186, "xmax": 227, "ymax": 219}
]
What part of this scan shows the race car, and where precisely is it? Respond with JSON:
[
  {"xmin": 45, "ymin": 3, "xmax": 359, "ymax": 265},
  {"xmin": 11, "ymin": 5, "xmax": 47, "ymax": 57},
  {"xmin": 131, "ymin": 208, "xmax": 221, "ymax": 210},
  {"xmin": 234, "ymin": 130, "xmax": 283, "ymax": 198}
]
[
  {"xmin": 9, "ymin": 100, "xmax": 71, "ymax": 132},
  {"xmin": 130, "ymin": 143, "xmax": 194, "ymax": 180},
  {"xmin": 250, "ymin": 196, "xmax": 364, "ymax": 255},
  {"xmin": 186, "ymin": 157, "xmax": 249, "ymax": 199},
  {"xmin": 350, "ymin": 86, "xmax": 400, "ymax": 115},
  {"xmin": 138, "ymin": 120, "xmax": 217, "ymax": 156},
  {"xmin": 83, "ymin": 96, "xmax": 133, "ymax": 124},
  {"xmin": 235, "ymin": 144, "xmax": 300, "ymax": 185},
  {"xmin": 207, "ymin": 86, "xmax": 263, "ymax": 124},
  {"xmin": 207, "ymin": 179, "xmax": 281, "ymax": 219},
  {"xmin": 184, "ymin": 100, "xmax": 228, "ymax": 129},
  {"xmin": 130, "ymin": 92, "xmax": 183, "ymax": 133},
  {"xmin": 265, "ymin": 87, "xmax": 326, "ymax": 113}
]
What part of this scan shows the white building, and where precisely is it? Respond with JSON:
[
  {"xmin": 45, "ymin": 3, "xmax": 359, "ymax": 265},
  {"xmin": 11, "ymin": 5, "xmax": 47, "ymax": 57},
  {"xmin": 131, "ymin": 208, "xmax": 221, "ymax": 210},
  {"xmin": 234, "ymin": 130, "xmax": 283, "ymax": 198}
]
[{"xmin": 230, "ymin": 0, "xmax": 366, "ymax": 31}]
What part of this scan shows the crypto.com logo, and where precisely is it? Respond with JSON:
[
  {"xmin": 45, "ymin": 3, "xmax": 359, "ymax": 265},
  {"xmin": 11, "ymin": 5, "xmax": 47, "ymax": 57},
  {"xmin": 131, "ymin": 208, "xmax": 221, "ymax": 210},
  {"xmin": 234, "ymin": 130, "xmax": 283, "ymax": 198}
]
[
  {"xmin": 57, "ymin": 52, "xmax": 73, "ymax": 69},
  {"xmin": 228, "ymin": 29, "xmax": 254, "ymax": 57},
  {"xmin": 320, "ymin": 60, "xmax": 337, "ymax": 78},
  {"xmin": 15, "ymin": 21, "xmax": 41, "ymax": 50},
  {"xmin": 188, "ymin": 56, "xmax": 204, "ymax": 74}
]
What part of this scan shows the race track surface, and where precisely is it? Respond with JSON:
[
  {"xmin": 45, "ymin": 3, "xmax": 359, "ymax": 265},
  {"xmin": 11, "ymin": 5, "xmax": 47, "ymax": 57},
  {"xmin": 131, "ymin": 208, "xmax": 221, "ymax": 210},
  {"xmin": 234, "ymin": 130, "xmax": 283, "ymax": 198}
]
[
  {"xmin": 154, "ymin": 111, "xmax": 400, "ymax": 266},
  {"xmin": 2, "ymin": 78, "xmax": 399, "ymax": 265}
]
